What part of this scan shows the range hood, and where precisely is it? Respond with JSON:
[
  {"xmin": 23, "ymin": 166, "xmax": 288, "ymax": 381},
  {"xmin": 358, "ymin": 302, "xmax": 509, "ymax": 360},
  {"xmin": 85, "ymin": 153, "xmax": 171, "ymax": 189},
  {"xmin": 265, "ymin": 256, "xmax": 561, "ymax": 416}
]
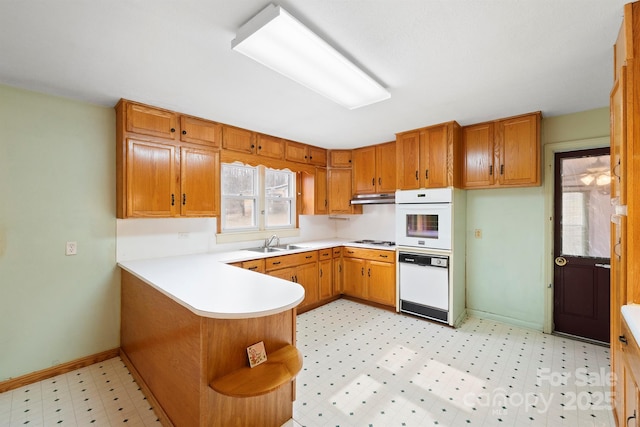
[{"xmin": 350, "ymin": 193, "xmax": 396, "ymax": 205}]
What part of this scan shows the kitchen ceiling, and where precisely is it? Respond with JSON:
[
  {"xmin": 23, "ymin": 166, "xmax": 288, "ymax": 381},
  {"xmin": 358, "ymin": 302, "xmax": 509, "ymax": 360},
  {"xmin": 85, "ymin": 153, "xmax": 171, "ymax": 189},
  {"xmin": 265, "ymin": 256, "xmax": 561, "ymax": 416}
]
[{"xmin": 0, "ymin": 0, "xmax": 626, "ymax": 148}]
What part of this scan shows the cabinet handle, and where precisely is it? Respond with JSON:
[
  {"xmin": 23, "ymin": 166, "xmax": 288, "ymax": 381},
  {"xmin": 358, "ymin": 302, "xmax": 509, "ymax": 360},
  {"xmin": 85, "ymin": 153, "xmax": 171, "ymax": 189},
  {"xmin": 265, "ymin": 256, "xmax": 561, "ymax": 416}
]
[
  {"xmin": 170, "ymin": 128, "xmax": 176, "ymax": 133},
  {"xmin": 379, "ymin": 254, "xmax": 388, "ymax": 258},
  {"xmin": 339, "ymin": 265, "xmax": 342, "ymax": 273},
  {"xmin": 294, "ymin": 275, "xmax": 298, "ymax": 282},
  {"xmin": 171, "ymin": 194, "xmax": 175, "ymax": 206},
  {"xmin": 348, "ymin": 250, "xmax": 355, "ymax": 254},
  {"xmin": 368, "ymin": 268, "xmax": 371, "ymax": 277},
  {"xmin": 322, "ymin": 253, "xmax": 329, "ymax": 257},
  {"xmin": 361, "ymin": 267, "xmax": 364, "ymax": 276},
  {"xmin": 305, "ymin": 255, "xmax": 312, "ymax": 259},
  {"xmin": 251, "ymin": 144, "xmax": 255, "ymax": 149},
  {"xmin": 372, "ymin": 177, "xmax": 375, "ymax": 186},
  {"xmin": 627, "ymin": 410, "xmax": 636, "ymax": 426},
  {"xmin": 378, "ymin": 177, "xmax": 381, "ymax": 186},
  {"xmin": 320, "ymin": 269, "xmax": 323, "ymax": 277},
  {"xmin": 182, "ymin": 130, "xmax": 187, "ymax": 135},
  {"xmin": 258, "ymin": 145, "xmax": 262, "ymax": 150},
  {"xmin": 425, "ymin": 169, "xmax": 429, "ymax": 180},
  {"xmin": 489, "ymin": 165, "xmax": 493, "ymax": 176},
  {"xmin": 500, "ymin": 164, "xmax": 505, "ymax": 175},
  {"xmin": 620, "ymin": 335, "xmax": 628, "ymax": 345},
  {"xmin": 248, "ymin": 266, "xmax": 258, "ymax": 271},
  {"xmin": 182, "ymin": 194, "xmax": 186, "ymax": 205},
  {"xmin": 325, "ymin": 199, "xmax": 327, "ymax": 207},
  {"xmin": 415, "ymin": 170, "xmax": 419, "ymax": 180},
  {"xmin": 272, "ymin": 261, "xmax": 281, "ymax": 265},
  {"xmin": 613, "ymin": 158, "xmax": 621, "ymax": 179}
]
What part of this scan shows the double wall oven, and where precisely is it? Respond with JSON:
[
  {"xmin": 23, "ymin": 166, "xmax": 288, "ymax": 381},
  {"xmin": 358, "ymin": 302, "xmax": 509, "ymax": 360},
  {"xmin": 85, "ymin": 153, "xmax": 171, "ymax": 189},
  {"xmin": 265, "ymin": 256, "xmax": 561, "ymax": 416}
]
[{"xmin": 396, "ymin": 188, "xmax": 459, "ymax": 325}]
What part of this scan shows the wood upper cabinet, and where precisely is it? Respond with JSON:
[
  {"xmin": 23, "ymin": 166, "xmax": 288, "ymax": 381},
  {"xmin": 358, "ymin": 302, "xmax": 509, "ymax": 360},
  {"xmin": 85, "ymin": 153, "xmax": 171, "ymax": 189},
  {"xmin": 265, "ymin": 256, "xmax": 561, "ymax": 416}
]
[
  {"xmin": 125, "ymin": 138, "xmax": 179, "ymax": 217},
  {"xmin": 180, "ymin": 116, "xmax": 221, "ymax": 148},
  {"xmin": 222, "ymin": 125, "xmax": 255, "ymax": 154},
  {"xmin": 461, "ymin": 112, "xmax": 541, "ymax": 189},
  {"xmin": 328, "ymin": 169, "xmax": 361, "ymax": 215},
  {"xmin": 116, "ymin": 99, "xmax": 221, "ymax": 219},
  {"xmin": 461, "ymin": 122, "xmax": 495, "ymax": 188},
  {"xmin": 302, "ymin": 168, "xmax": 327, "ymax": 215},
  {"xmin": 125, "ymin": 102, "xmax": 178, "ymax": 140},
  {"xmin": 396, "ymin": 121, "xmax": 460, "ymax": 190},
  {"xmin": 329, "ymin": 150, "xmax": 352, "ymax": 168},
  {"xmin": 180, "ymin": 147, "xmax": 220, "ymax": 216},
  {"xmin": 255, "ymin": 134, "xmax": 285, "ymax": 159},
  {"xmin": 285, "ymin": 141, "xmax": 327, "ymax": 166},
  {"xmin": 353, "ymin": 141, "xmax": 396, "ymax": 194}
]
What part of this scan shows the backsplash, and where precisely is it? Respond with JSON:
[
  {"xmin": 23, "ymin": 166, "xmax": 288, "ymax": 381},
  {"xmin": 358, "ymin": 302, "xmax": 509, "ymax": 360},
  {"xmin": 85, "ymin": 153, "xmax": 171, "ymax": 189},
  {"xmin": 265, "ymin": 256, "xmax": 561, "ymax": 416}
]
[{"xmin": 335, "ymin": 204, "xmax": 396, "ymax": 241}]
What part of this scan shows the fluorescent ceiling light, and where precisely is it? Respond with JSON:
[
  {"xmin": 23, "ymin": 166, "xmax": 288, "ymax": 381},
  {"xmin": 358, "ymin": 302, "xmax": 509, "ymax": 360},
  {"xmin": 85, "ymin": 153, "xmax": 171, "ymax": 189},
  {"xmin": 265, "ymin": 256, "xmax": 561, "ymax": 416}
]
[{"xmin": 232, "ymin": 3, "xmax": 390, "ymax": 110}]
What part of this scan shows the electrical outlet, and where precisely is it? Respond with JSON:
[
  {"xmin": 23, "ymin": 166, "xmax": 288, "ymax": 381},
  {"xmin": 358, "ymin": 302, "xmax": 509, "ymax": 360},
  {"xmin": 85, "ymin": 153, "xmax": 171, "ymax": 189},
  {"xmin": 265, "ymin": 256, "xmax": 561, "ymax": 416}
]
[
  {"xmin": 474, "ymin": 229, "xmax": 482, "ymax": 239},
  {"xmin": 178, "ymin": 232, "xmax": 189, "ymax": 239},
  {"xmin": 65, "ymin": 241, "xmax": 77, "ymax": 256}
]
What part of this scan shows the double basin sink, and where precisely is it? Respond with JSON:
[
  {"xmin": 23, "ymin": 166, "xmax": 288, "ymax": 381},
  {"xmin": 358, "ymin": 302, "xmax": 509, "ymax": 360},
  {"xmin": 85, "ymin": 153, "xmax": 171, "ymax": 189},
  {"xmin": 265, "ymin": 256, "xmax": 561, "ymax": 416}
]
[{"xmin": 245, "ymin": 244, "xmax": 305, "ymax": 254}]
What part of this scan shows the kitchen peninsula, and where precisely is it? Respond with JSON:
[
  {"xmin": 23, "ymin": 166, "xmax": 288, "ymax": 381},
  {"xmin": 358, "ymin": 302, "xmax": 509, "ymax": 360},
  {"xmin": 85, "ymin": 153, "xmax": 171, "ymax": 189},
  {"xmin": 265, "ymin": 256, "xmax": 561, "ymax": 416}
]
[{"xmin": 119, "ymin": 254, "xmax": 305, "ymax": 427}]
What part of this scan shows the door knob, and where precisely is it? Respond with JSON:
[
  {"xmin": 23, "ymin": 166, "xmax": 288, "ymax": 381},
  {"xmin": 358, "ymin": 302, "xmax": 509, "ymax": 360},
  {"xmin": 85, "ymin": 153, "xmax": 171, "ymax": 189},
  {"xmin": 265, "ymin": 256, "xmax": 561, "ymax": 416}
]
[{"xmin": 555, "ymin": 256, "xmax": 567, "ymax": 266}]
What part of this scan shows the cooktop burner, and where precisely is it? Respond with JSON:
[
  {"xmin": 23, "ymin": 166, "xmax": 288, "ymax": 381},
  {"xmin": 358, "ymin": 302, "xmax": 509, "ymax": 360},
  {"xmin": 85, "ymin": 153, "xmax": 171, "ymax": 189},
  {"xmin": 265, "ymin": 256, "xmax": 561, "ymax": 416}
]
[{"xmin": 350, "ymin": 239, "xmax": 396, "ymax": 247}]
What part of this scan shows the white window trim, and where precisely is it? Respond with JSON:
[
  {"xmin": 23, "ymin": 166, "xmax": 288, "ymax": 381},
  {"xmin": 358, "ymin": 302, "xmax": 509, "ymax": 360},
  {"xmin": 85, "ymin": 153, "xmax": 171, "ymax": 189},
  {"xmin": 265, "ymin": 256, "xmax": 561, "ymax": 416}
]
[{"xmin": 217, "ymin": 163, "xmax": 299, "ymax": 244}]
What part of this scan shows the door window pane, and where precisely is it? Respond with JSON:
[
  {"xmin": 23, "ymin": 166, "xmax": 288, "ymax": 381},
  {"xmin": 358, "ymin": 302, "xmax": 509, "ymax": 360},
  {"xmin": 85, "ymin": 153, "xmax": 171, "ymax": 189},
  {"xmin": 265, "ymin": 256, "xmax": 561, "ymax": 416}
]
[{"xmin": 560, "ymin": 155, "xmax": 612, "ymax": 257}]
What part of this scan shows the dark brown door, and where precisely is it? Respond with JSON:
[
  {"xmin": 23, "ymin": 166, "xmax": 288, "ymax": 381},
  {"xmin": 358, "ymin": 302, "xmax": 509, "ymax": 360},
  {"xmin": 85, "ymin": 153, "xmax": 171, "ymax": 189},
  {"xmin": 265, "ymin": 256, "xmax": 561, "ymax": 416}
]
[{"xmin": 553, "ymin": 147, "xmax": 611, "ymax": 343}]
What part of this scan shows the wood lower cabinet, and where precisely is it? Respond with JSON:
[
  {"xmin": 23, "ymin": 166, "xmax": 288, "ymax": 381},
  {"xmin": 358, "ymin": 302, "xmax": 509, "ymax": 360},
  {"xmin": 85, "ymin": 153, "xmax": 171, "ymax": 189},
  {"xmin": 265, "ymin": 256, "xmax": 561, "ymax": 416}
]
[
  {"xmin": 266, "ymin": 251, "xmax": 318, "ymax": 309},
  {"xmin": 396, "ymin": 121, "xmax": 460, "ymax": 189},
  {"xmin": 461, "ymin": 112, "xmax": 541, "ymax": 189},
  {"xmin": 333, "ymin": 247, "xmax": 343, "ymax": 295},
  {"xmin": 318, "ymin": 249, "xmax": 333, "ymax": 300},
  {"xmin": 342, "ymin": 247, "xmax": 396, "ymax": 307}
]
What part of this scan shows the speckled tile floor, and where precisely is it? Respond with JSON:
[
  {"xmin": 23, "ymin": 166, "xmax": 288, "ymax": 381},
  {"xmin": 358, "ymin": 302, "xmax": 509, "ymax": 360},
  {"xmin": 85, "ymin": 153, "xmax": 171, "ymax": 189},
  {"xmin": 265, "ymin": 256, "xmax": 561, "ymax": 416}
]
[
  {"xmin": 1, "ymin": 299, "xmax": 614, "ymax": 427},
  {"xmin": 293, "ymin": 299, "xmax": 614, "ymax": 427}
]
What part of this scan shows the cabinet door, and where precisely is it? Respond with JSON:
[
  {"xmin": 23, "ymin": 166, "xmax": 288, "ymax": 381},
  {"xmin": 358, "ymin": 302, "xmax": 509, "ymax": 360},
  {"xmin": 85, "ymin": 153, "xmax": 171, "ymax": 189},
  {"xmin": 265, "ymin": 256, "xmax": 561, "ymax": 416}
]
[
  {"xmin": 256, "ymin": 134, "xmax": 284, "ymax": 160},
  {"xmin": 318, "ymin": 258, "xmax": 333, "ymax": 300},
  {"xmin": 308, "ymin": 146, "xmax": 327, "ymax": 166},
  {"xmin": 328, "ymin": 169, "xmax": 354, "ymax": 214},
  {"xmin": 333, "ymin": 254, "xmax": 342, "ymax": 295},
  {"xmin": 462, "ymin": 123, "xmax": 494, "ymax": 188},
  {"xmin": 297, "ymin": 262, "xmax": 319, "ymax": 307},
  {"xmin": 126, "ymin": 102, "xmax": 178, "ymax": 140},
  {"xmin": 314, "ymin": 168, "xmax": 328, "ymax": 215},
  {"xmin": 367, "ymin": 261, "xmax": 396, "ymax": 307},
  {"xmin": 353, "ymin": 146, "xmax": 377, "ymax": 194},
  {"xmin": 222, "ymin": 125, "xmax": 255, "ymax": 154},
  {"xmin": 180, "ymin": 116, "xmax": 221, "ymax": 148},
  {"xmin": 421, "ymin": 125, "xmax": 449, "ymax": 188},
  {"xmin": 396, "ymin": 131, "xmax": 420, "ymax": 190},
  {"xmin": 285, "ymin": 141, "xmax": 309, "ymax": 163},
  {"xmin": 342, "ymin": 257, "xmax": 366, "ymax": 299},
  {"xmin": 611, "ymin": 67, "xmax": 627, "ymax": 205},
  {"xmin": 496, "ymin": 114, "xmax": 540, "ymax": 186},
  {"xmin": 126, "ymin": 139, "xmax": 179, "ymax": 217},
  {"xmin": 180, "ymin": 147, "xmax": 219, "ymax": 217},
  {"xmin": 376, "ymin": 142, "xmax": 396, "ymax": 192},
  {"xmin": 329, "ymin": 150, "xmax": 352, "ymax": 168}
]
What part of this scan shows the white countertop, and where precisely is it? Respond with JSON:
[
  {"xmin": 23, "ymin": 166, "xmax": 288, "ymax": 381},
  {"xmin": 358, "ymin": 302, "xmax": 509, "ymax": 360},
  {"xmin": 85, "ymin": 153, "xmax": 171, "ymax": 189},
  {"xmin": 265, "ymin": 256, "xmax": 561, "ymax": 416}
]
[
  {"xmin": 622, "ymin": 304, "xmax": 640, "ymax": 344},
  {"xmin": 118, "ymin": 238, "xmax": 396, "ymax": 320}
]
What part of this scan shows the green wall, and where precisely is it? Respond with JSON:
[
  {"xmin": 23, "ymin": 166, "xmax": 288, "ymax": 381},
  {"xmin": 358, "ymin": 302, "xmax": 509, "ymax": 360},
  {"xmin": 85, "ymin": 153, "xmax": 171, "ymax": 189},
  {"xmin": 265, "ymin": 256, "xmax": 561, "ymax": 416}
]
[
  {"xmin": 465, "ymin": 107, "xmax": 610, "ymax": 329},
  {"xmin": 0, "ymin": 85, "xmax": 119, "ymax": 380}
]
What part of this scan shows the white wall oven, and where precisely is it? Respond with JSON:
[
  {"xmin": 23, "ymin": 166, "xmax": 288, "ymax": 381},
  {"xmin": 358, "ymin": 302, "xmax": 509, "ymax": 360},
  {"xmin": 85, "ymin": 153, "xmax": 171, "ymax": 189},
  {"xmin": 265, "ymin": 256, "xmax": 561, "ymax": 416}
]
[{"xmin": 395, "ymin": 188, "xmax": 452, "ymax": 251}]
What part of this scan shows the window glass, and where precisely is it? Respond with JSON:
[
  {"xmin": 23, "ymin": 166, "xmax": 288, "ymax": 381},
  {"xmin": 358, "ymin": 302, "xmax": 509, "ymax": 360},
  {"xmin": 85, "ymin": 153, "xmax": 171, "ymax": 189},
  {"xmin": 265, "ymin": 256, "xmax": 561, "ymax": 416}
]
[
  {"xmin": 221, "ymin": 164, "xmax": 257, "ymax": 231},
  {"xmin": 265, "ymin": 168, "xmax": 295, "ymax": 229}
]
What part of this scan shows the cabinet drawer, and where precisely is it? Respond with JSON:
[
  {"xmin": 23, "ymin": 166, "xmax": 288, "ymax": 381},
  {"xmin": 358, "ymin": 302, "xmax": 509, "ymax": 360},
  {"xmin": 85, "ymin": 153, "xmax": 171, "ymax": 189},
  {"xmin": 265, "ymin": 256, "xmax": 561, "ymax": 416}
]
[
  {"xmin": 318, "ymin": 249, "xmax": 332, "ymax": 259},
  {"xmin": 242, "ymin": 259, "xmax": 265, "ymax": 273},
  {"xmin": 332, "ymin": 247, "xmax": 342, "ymax": 258},
  {"xmin": 343, "ymin": 247, "xmax": 394, "ymax": 263},
  {"xmin": 265, "ymin": 251, "xmax": 318, "ymax": 271},
  {"xmin": 622, "ymin": 317, "xmax": 640, "ymax": 383}
]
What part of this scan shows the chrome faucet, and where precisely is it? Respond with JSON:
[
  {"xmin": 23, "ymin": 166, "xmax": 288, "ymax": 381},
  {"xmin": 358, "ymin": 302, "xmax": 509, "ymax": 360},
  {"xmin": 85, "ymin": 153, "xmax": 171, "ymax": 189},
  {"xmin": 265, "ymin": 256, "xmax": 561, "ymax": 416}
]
[{"xmin": 264, "ymin": 234, "xmax": 280, "ymax": 248}]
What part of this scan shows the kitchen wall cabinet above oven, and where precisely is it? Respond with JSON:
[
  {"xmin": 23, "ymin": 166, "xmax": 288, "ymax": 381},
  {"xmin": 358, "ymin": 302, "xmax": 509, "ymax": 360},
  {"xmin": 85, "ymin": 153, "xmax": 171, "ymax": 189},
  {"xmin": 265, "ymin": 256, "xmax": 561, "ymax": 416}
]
[
  {"xmin": 395, "ymin": 121, "xmax": 462, "ymax": 190},
  {"xmin": 116, "ymin": 99, "xmax": 221, "ymax": 219},
  {"xmin": 461, "ymin": 112, "xmax": 541, "ymax": 189},
  {"xmin": 352, "ymin": 141, "xmax": 396, "ymax": 194}
]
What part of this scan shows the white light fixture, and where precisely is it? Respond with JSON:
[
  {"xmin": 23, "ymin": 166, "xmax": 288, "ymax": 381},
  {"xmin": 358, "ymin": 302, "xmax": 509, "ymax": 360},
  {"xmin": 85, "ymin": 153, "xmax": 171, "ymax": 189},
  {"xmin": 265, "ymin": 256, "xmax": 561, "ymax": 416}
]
[{"xmin": 232, "ymin": 3, "xmax": 390, "ymax": 109}]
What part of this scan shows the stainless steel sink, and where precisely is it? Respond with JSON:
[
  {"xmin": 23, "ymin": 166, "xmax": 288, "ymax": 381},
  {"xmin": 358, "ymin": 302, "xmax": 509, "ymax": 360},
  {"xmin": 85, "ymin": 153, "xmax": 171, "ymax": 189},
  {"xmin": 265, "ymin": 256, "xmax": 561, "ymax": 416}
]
[
  {"xmin": 244, "ymin": 244, "xmax": 305, "ymax": 253},
  {"xmin": 245, "ymin": 247, "xmax": 281, "ymax": 253},
  {"xmin": 273, "ymin": 244, "xmax": 304, "ymax": 251}
]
